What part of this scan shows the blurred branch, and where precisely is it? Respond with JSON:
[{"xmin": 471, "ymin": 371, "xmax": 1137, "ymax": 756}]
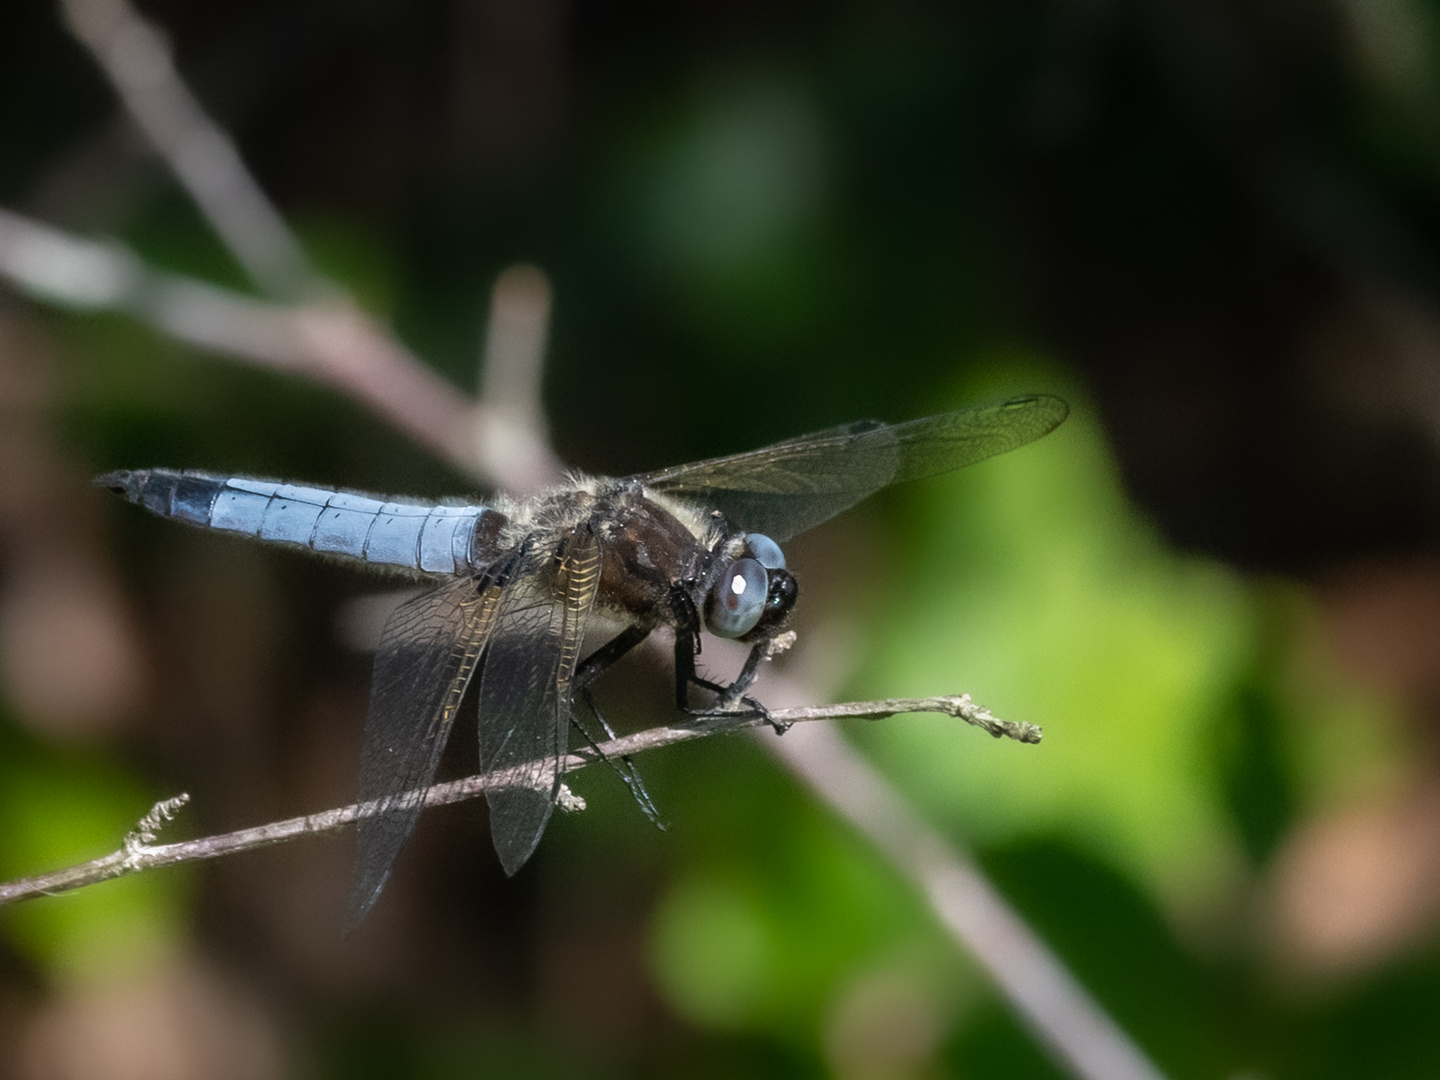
[
  {"xmin": 28, "ymin": 0, "xmax": 568, "ymax": 489},
  {"xmin": 766, "ymin": 721, "xmax": 1167, "ymax": 1080},
  {"xmin": 0, "ymin": 694, "xmax": 1031, "ymax": 906},
  {"xmin": 58, "ymin": 0, "xmax": 320, "ymax": 299},
  {"xmin": 0, "ymin": 207, "xmax": 476, "ymax": 469},
  {"xmin": 472, "ymin": 264, "xmax": 565, "ymax": 493},
  {"xmin": 0, "ymin": 208, "xmax": 566, "ymax": 487}
]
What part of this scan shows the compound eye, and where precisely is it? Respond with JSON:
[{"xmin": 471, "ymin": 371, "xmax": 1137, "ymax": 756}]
[
  {"xmin": 706, "ymin": 558, "xmax": 767, "ymax": 638},
  {"xmin": 745, "ymin": 533, "xmax": 785, "ymax": 570}
]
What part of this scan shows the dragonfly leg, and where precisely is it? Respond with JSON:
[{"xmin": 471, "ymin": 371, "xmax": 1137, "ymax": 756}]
[
  {"xmin": 575, "ymin": 624, "xmax": 650, "ymax": 690},
  {"xmin": 573, "ymin": 686, "xmax": 666, "ymax": 828},
  {"xmin": 676, "ymin": 639, "xmax": 788, "ymax": 733},
  {"xmin": 718, "ymin": 641, "xmax": 766, "ymax": 703},
  {"xmin": 717, "ymin": 642, "xmax": 789, "ymax": 732},
  {"xmin": 569, "ymin": 625, "xmax": 667, "ymax": 826},
  {"xmin": 667, "ymin": 587, "xmax": 712, "ymax": 709},
  {"xmin": 666, "ymin": 584, "xmax": 784, "ymax": 730},
  {"xmin": 672, "ymin": 629, "xmax": 726, "ymax": 704}
]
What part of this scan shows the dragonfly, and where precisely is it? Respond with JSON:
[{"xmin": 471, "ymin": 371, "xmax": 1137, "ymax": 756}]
[{"xmin": 97, "ymin": 393, "xmax": 1067, "ymax": 925}]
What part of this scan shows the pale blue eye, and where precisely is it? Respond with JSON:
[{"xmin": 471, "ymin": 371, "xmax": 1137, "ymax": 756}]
[
  {"xmin": 745, "ymin": 533, "xmax": 785, "ymax": 570},
  {"xmin": 706, "ymin": 557, "xmax": 768, "ymax": 638}
]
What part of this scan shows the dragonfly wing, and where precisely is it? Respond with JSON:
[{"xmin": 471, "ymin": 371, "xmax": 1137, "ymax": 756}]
[
  {"xmin": 477, "ymin": 524, "xmax": 601, "ymax": 875},
  {"xmin": 348, "ymin": 566, "xmax": 511, "ymax": 929},
  {"xmin": 637, "ymin": 394, "xmax": 1068, "ymax": 540}
]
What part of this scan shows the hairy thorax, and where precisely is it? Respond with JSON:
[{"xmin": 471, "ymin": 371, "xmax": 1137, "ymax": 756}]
[{"xmin": 477, "ymin": 477, "xmax": 720, "ymax": 630}]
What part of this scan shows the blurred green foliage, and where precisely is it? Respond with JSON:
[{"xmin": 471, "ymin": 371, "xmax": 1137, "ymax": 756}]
[
  {"xmin": 860, "ymin": 375, "xmax": 1255, "ymax": 903},
  {"xmin": 0, "ymin": 724, "xmax": 190, "ymax": 985}
]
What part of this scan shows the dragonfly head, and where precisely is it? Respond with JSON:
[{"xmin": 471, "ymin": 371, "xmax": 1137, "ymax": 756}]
[{"xmin": 703, "ymin": 532, "xmax": 798, "ymax": 642}]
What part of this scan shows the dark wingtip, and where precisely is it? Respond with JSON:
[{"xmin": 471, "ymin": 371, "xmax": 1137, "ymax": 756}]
[{"xmin": 492, "ymin": 799, "xmax": 551, "ymax": 878}]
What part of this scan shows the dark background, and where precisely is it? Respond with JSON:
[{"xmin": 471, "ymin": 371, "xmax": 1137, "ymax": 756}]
[{"xmin": 5, "ymin": 1, "xmax": 1440, "ymax": 1077}]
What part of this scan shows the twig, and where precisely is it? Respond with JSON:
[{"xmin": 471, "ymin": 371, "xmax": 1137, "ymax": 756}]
[
  {"xmin": 49, "ymin": 0, "xmax": 564, "ymax": 492},
  {"xmin": 0, "ymin": 695, "xmax": 1033, "ymax": 906},
  {"xmin": 780, "ymin": 694, "xmax": 1041, "ymax": 742},
  {"xmin": 0, "ymin": 208, "xmax": 480, "ymax": 475},
  {"xmin": 58, "ymin": 0, "xmax": 321, "ymax": 299},
  {"xmin": 471, "ymin": 264, "xmax": 566, "ymax": 492},
  {"xmin": 766, "ymin": 722, "xmax": 1167, "ymax": 1080}
]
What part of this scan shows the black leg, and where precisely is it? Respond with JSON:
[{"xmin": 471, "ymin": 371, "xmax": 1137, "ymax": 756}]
[
  {"xmin": 666, "ymin": 585, "xmax": 720, "ymax": 707},
  {"xmin": 575, "ymin": 624, "xmax": 651, "ymax": 690},
  {"xmin": 665, "ymin": 584, "xmax": 785, "ymax": 731},
  {"xmin": 719, "ymin": 642, "xmax": 767, "ymax": 704},
  {"xmin": 674, "ymin": 638, "xmax": 788, "ymax": 733},
  {"xmin": 566, "ymin": 624, "xmax": 667, "ymax": 826},
  {"xmin": 714, "ymin": 642, "xmax": 788, "ymax": 732},
  {"xmin": 575, "ymin": 686, "xmax": 666, "ymax": 827},
  {"xmin": 670, "ymin": 624, "xmax": 727, "ymax": 708}
]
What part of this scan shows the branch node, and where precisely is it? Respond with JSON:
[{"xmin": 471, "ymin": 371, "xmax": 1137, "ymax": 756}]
[
  {"xmin": 122, "ymin": 793, "xmax": 191, "ymax": 866},
  {"xmin": 946, "ymin": 695, "xmax": 1043, "ymax": 744}
]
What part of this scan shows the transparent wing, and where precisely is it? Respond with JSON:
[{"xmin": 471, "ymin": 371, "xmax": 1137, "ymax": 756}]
[
  {"xmin": 347, "ymin": 565, "xmax": 511, "ymax": 929},
  {"xmin": 477, "ymin": 525, "xmax": 601, "ymax": 875},
  {"xmin": 636, "ymin": 394, "xmax": 1068, "ymax": 540}
]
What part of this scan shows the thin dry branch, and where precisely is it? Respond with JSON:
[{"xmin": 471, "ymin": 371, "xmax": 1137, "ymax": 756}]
[
  {"xmin": 767, "ymin": 722, "xmax": 1167, "ymax": 1080},
  {"xmin": 59, "ymin": 0, "xmax": 321, "ymax": 298},
  {"xmin": 472, "ymin": 264, "xmax": 566, "ymax": 492},
  {"xmin": 0, "ymin": 695, "xmax": 1031, "ymax": 906},
  {"xmin": 50, "ymin": 0, "xmax": 567, "ymax": 491},
  {"xmin": 0, "ymin": 208, "xmax": 493, "ymax": 479}
]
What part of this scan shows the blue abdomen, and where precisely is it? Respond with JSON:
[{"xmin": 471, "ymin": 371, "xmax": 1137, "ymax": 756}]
[{"xmin": 98, "ymin": 469, "xmax": 495, "ymax": 575}]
